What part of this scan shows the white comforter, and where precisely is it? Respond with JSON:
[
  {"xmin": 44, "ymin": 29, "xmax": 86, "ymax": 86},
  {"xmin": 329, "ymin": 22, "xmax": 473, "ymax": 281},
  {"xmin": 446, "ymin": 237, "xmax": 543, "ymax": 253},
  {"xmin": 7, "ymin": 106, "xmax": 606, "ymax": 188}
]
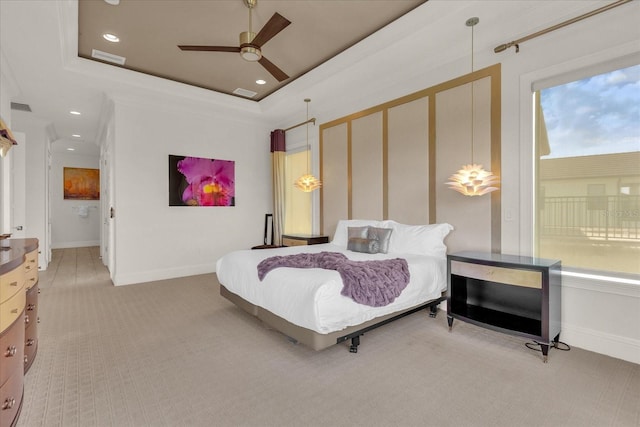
[{"xmin": 215, "ymin": 243, "xmax": 447, "ymax": 334}]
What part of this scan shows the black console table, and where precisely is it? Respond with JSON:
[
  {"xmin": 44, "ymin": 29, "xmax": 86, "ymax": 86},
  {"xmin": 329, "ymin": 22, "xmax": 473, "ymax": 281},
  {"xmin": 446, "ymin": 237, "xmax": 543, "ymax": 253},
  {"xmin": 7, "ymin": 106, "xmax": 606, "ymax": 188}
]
[{"xmin": 447, "ymin": 251, "xmax": 561, "ymax": 362}]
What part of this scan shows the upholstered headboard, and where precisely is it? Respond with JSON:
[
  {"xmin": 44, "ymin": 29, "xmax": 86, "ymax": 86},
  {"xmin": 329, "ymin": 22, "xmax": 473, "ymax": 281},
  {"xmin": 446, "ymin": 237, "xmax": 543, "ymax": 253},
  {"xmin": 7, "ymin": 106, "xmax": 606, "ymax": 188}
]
[{"xmin": 319, "ymin": 64, "xmax": 502, "ymax": 254}]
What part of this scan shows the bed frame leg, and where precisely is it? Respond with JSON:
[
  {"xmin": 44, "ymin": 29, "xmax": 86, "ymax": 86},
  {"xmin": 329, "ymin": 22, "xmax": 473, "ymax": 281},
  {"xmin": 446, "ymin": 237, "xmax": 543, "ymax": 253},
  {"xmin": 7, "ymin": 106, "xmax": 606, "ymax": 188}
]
[
  {"xmin": 349, "ymin": 335, "xmax": 360, "ymax": 353},
  {"xmin": 429, "ymin": 304, "xmax": 439, "ymax": 318}
]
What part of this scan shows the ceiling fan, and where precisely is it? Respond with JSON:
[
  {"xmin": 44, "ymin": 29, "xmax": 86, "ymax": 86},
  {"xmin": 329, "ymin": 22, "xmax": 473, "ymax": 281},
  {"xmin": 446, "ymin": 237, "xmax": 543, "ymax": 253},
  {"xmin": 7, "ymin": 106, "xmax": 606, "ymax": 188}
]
[{"xmin": 178, "ymin": 0, "xmax": 291, "ymax": 82}]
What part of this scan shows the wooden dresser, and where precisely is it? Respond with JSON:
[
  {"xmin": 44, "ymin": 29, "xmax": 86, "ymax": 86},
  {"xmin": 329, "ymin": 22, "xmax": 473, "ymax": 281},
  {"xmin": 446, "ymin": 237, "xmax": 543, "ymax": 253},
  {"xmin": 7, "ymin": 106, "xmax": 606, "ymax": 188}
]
[{"xmin": 0, "ymin": 238, "xmax": 39, "ymax": 427}]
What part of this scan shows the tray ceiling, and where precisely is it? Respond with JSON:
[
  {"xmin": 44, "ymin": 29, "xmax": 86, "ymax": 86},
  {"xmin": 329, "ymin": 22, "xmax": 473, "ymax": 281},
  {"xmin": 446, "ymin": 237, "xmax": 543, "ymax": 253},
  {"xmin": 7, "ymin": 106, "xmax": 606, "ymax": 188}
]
[{"xmin": 78, "ymin": 0, "xmax": 426, "ymax": 101}]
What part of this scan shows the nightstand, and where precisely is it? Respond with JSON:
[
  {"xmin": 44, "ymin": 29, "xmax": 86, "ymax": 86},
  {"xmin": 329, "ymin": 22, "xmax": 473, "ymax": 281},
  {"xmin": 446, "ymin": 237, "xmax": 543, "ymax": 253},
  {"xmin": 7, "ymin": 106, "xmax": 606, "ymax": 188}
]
[
  {"xmin": 447, "ymin": 251, "xmax": 561, "ymax": 362},
  {"xmin": 281, "ymin": 234, "xmax": 329, "ymax": 247}
]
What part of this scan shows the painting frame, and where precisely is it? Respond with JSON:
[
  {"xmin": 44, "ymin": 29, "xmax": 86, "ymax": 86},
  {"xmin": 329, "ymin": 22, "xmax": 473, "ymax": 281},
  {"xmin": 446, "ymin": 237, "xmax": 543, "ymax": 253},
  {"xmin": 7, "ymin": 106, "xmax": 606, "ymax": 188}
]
[
  {"xmin": 168, "ymin": 154, "xmax": 235, "ymax": 207},
  {"xmin": 63, "ymin": 167, "xmax": 100, "ymax": 200}
]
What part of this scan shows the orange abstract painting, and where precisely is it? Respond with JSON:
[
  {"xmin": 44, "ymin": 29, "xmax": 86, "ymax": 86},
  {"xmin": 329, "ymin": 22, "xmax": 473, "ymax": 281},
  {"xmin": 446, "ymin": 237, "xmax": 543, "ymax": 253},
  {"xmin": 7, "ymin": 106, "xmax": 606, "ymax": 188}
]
[{"xmin": 63, "ymin": 167, "xmax": 100, "ymax": 200}]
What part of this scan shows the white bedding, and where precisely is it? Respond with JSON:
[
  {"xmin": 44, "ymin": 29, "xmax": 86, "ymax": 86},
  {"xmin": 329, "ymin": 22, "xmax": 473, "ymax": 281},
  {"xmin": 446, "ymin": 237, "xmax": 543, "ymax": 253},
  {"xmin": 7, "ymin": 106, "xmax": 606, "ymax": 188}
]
[{"xmin": 215, "ymin": 243, "xmax": 447, "ymax": 334}]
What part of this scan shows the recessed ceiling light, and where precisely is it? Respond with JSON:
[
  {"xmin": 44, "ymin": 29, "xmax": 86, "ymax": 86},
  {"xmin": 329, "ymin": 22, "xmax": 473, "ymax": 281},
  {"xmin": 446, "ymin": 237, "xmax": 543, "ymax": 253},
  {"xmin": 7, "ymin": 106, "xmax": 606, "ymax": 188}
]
[
  {"xmin": 72, "ymin": 134, "xmax": 81, "ymax": 138},
  {"xmin": 256, "ymin": 79, "xmax": 266, "ymax": 85},
  {"xmin": 103, "ymin": 33, "xmax": 120, "ymax": 43},
  {"xmin": 104, "ymin": 0, "xmax": 120, "ymax": 5},
  {"xmin": 67, "ymin": 148, "xmax": 75, "ymax": 151},
  {"xmin": 70, "ymin": 111, "xmax": 81, "ymax": 115}
]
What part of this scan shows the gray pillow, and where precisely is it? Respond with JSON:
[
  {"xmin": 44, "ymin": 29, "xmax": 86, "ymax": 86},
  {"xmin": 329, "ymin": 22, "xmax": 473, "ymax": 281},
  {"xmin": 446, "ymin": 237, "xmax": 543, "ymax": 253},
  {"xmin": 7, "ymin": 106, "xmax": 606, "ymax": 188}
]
[
  {"xmin": 347, "ymin": 226, "xmax": 369, "ymax": 240},
  {"xmin": 347, "ymin": 237, "xmax": 379, "ymax": 254},
  {"xmin": 367, "ymin": 227, "xmax": 393, "ymax": 254}
]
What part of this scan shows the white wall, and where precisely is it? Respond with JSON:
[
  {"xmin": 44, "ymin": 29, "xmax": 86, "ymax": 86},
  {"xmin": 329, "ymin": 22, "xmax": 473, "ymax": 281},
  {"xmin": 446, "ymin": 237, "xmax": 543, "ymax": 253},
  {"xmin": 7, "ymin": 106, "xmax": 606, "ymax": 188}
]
[
  {"xmin": 50, "ymin": 151, "xmax": 100, "ymax": 249},
  {"xmin": 109, "ymin": 94, "xmax": 271, "ymax": 286}
]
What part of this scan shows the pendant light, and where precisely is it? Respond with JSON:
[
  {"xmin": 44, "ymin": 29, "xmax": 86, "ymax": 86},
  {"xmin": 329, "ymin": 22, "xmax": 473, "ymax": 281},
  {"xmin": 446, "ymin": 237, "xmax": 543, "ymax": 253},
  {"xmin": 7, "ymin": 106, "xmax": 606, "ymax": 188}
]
[
  {"xmin": 447, "ymin": 17, "xmax": 499, "ymax": 197},
  {"xmin": 0, "ymin": 118, "xmax": 17, "ymax": 158},
  {"xmin": 294, "ymin": 98, "xmax": 322, "ymax": 192}
]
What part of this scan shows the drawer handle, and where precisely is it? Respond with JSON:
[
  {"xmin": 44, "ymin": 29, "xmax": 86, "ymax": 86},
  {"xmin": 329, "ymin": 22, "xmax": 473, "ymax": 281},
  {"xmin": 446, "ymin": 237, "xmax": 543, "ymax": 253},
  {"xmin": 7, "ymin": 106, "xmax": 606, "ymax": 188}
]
[
  {"xmin": 27, "ymin": 303, "xmax": 36, "ymax": 311},
  {"xmin": 25, "ymin": 265, "xmax": 31, "ymax": 270},
  {"xmin": 10, "ymin": 308, "xmax": 18, "ymax": 314},
  {"xmin": 30, "ymin": 277, "xmax": 36, "ymax": 282},
  {"xmin": 24, "ymin": 315, "xmax": 29, "ymax": 324},
  {"xmin": 30, "ymin": 259, "xmax": 36, "ymax": 263},
  {"xmin": 26, "ymin": 339, "xmax": 35, "ymax": 347},
  {"xmin": 2, "ymin": 397, "xmax": 16, "ymax": 410},
  {"xmin": 4, "ymin": 345, "xmax": 17, "ymax": 357},
  {"xmin": 9, "ymin": 281, "xmax": 18, "ymax": 287},
  {"xmin": 24, "ymin": 355, "xmax": 28, "ymax": 365}
]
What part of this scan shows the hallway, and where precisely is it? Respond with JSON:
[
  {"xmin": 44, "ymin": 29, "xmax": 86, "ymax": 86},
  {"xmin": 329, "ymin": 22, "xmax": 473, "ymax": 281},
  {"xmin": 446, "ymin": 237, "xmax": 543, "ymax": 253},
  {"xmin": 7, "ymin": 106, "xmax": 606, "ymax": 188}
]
[{"xmin": 39, "ymin": 246, "xmax": 112, "ymax": 289}]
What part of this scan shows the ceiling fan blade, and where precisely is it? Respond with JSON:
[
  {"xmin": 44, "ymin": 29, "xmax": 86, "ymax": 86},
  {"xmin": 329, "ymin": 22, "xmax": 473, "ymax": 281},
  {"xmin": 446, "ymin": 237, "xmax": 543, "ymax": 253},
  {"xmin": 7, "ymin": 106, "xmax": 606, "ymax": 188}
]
[
  {"xmin": 251, "ymin": 12, "xmax": 291, "ymax": 47},
  {"xmin": 258, "ymin": 56, "xmax": 289, "ymax": 82},
  {"xmin": 178, "ymin": 45, "xmax": 240, "ymax": 53}
]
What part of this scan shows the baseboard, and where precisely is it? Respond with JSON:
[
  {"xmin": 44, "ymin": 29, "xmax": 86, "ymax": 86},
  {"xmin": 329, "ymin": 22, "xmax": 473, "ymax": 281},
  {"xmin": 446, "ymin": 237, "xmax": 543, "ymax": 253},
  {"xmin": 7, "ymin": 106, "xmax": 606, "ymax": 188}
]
[
  {"xmin": 52, "ymin": 240, "xmax": 100, "ymax": 249},
  {"xmin": 113, "ymin": 263, "xmax": 215, "ymax": 286},
  {"xmin": 561, "ymin": 322, "xmax": 640, "ymax": 365}
]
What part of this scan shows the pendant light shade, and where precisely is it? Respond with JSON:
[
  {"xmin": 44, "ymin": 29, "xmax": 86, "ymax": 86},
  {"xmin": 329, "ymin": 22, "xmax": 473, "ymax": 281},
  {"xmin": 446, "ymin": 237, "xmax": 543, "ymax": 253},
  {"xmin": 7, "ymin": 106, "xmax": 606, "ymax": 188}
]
[
  {"xmin": 0, "ymin": 119, "xmax": 17, "ymax": 158},
  {"xmin": 446, "ymin": 163, "xmax": 500, "ymax": 196},
  {"xmin": 295, "ymin": 98, "xmax": 322, "ymax": 192},
  {"xmin": 447, "ymin": 17, "xmax": 499, "ymax": 197},
  {"xmin": 294, "ymin": 174, "xmax": 322, "ymax": 192}
]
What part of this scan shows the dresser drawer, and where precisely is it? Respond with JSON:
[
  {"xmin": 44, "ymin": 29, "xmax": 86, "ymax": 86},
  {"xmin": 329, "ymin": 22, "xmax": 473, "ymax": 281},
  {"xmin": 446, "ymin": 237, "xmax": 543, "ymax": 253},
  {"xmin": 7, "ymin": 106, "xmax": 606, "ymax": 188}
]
[
  {"xmin": 282, "ymin": 237, "xmax": 308, "ymax": 247},
  {"xmin": 0, "ymin": 370, "xmax": 23, "ymax": 427},
  {"xmin": 0, "ymin": 319, "xmax": 25, "ymax": 387},
  {"xmin": 24, "ymin": 250, "xmax": 38, "ymax": 290},
  {"xmin": 24, "ymin": 322, "xmax": 37, "ymax": 374},
  {"xmin": 0, "ymin": 266, "xmax": 24, "ymax": 305},
  {"xmin": 25, "ymin": 285, "xmax": 38, "ymax": 318},
  {"xmin": 281, "ymin": 235, "xmax": 329, "ymax": 246},
  {"xmin": 0, "ymin": 290, "xmax": 25, "ymax": 332},
  {"xmin": 450, "ymin": 260, "xmax": 542, "ymax": 289}
]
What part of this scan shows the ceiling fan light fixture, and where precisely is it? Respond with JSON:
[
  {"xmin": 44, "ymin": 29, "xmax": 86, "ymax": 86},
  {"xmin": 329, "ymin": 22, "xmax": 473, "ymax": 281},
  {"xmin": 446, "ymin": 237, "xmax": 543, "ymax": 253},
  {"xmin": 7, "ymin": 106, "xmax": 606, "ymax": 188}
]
[
  {"xmin": 240, "ymin": 46, "xmax": 262, "ymax": 61},
  {"xmin": 239, "ymin": 31, "xmax": 261, "ymax": 61}
]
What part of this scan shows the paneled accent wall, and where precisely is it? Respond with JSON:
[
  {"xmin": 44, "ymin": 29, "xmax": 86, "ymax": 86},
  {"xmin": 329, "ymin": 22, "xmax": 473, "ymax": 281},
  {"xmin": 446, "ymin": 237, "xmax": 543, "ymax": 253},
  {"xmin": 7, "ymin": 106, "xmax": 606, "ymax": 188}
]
[{"xmin": 320, "ymin": 64, "xmax": 501, "ymax": 253}]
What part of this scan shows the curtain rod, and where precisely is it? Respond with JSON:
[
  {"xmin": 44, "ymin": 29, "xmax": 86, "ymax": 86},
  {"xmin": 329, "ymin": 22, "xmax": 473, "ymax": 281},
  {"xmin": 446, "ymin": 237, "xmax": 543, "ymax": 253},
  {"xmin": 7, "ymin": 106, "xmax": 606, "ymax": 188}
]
[
  {"xmin": 284, "ymin": 118, "xmax": 316, "ymax": 132},
  {"xmin": 494, "ymin": 0, "xmax": 632, "ymax": 53}
]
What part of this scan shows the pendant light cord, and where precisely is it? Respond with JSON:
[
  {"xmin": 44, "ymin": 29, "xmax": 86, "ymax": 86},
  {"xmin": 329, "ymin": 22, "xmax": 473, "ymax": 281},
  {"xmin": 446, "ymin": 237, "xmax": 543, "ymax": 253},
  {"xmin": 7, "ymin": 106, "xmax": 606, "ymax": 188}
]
[
  {"xmin": 305, "ymin": 99, "xmax": 311, "ymax": 174},
  {"xmin": 470, "ymin": 19, "xmax": 475, "ymax": 164}
]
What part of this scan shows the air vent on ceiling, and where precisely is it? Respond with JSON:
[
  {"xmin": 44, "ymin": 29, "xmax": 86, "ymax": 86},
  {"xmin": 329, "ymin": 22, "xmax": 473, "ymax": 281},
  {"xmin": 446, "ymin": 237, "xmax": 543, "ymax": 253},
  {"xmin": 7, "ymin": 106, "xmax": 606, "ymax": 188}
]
[
  {"xmin": 11, "ymin": 102, "xmax": 32, "ymax": 112},
  {"xmin": 232, "ymin": 88, "xmax": 257, "ymax": 98},
  {"xmin": 91, "ymin": 49, "xmax": 126, "ymax": 65}
]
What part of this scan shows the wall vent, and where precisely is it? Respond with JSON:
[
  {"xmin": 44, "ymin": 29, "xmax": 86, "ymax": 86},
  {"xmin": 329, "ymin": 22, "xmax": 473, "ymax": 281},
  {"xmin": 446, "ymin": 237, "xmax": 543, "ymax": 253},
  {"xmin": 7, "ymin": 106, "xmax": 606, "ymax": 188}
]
[
  {"xmin": 91, "ymin": 49, "xmax": 126, "ymax": 65},
  {"xmin": 11, "ymin": 102, "xmax": 32, "ymax": 112},
  {"xmin": 232, "ymin": 87, "xmax": 257, "ymax": 98}
]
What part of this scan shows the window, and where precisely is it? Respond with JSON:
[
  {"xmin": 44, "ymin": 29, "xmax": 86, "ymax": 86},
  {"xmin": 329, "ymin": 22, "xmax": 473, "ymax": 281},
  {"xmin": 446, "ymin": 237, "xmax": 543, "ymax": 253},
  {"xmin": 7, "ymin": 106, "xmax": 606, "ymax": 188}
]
[
  {"xmin": 284, "ymin": 149, "xmax": 311, "ymax": 235},
  {"xmin": 535, "ymin": 64, "xmax": 640, "ymax": 275}
]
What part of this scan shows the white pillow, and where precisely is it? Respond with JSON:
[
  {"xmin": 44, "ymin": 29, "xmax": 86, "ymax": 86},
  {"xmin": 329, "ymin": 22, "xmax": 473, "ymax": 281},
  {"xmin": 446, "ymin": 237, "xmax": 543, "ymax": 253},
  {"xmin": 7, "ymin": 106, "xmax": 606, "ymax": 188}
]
[
  {"xmin": 384, "ymin": 220, "xmax": 453, "ymax": 257},
  {"xmin": 332, "ymin": 219, "xmax": 383, "ymax": 248}
]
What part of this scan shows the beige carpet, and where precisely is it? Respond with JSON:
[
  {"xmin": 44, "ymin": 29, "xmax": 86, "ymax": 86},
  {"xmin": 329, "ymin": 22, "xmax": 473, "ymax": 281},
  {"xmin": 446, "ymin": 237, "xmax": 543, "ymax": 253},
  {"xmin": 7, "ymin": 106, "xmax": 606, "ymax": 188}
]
[{"xmin": 16, "ymin": 247, "xmax": 639, "ymax": 427}]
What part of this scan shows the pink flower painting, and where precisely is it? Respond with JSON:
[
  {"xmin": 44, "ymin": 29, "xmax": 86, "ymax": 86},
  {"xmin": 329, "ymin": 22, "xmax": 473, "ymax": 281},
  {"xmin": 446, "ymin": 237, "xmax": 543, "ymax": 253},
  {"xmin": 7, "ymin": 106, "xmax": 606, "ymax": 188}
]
[{"xmin": 169, "ymin": 155, "xmax": 235, "ymax": 207}]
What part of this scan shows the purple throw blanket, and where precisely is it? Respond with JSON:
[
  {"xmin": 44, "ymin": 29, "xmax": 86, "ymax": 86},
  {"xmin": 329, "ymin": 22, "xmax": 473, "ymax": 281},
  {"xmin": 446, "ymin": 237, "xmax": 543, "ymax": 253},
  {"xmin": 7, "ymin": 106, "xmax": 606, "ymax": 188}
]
[{"xmin": 257, "ymin": 252, "xmax": 410, "ymax": 307}]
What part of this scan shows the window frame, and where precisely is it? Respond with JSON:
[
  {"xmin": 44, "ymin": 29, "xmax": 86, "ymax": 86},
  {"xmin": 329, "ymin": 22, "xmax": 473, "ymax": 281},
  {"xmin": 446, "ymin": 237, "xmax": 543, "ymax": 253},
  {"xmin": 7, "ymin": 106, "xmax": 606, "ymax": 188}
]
[{"xmin": 520, "ymin": 51, "xmax": 640, "ymax": 281}]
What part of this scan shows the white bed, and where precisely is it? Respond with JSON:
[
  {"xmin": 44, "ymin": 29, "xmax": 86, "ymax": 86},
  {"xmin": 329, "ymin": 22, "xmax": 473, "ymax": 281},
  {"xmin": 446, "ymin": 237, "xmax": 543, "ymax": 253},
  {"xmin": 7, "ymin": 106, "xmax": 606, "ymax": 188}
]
[{"xmin": 215, "ymin": 219, "xmax": 452, "ymax": 351}]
